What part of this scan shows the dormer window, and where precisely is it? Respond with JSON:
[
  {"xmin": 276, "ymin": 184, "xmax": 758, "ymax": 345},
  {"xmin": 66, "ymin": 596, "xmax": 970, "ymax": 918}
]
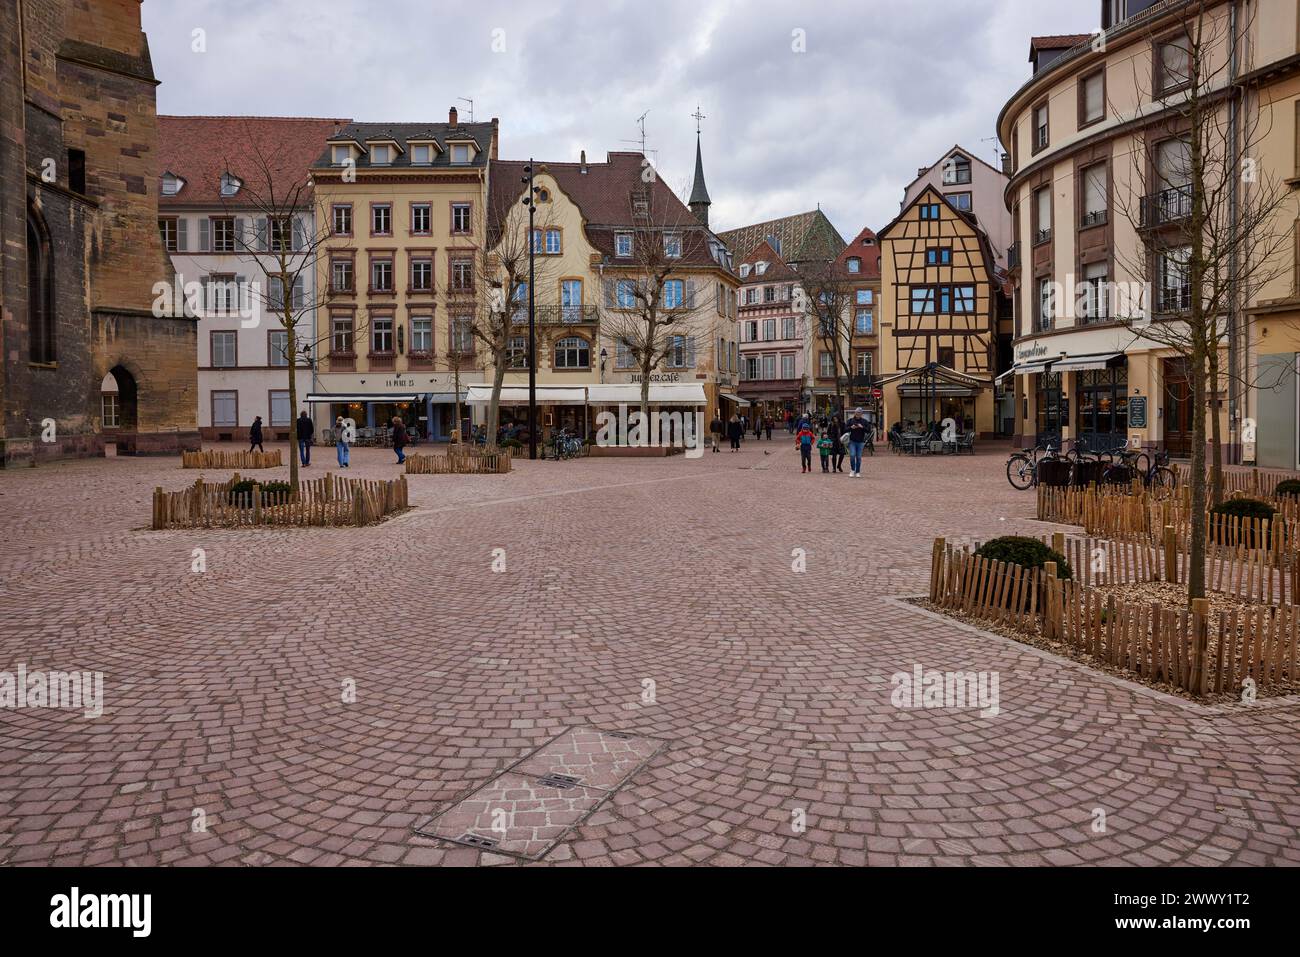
[
  {"xmin": 942, "ymin": 154, "xmax": 972, "ymax": 185},
  {"xmin": 450, "ymin": 143, "xmax": 472, "ymax": 164},
  {"xmin": 370, "ymin": 144, "xmax": 392, "ymax": 165},
  {"xmin": 755, "ymin": 262, "xmax": 768, "ymax": 275},
  {"xmin": 411, "ymin": 144, "xmax": 434, "ymax": 165},
  {"xmin": 615, "ymin": 232, "xmax": 633, "ymax": 257},
  {"xmin": 331, "ymin": 144, "xmax": 353, "ymax": 165},
  {"xmin": 220, "ymin": 172, "xmax": 241, "ymax": 197},
  {"xmin": 161, "ymin": 172, "xmax": 185, "ymax": 196},
  {"xmin": 739, "ymin": 264, "xmax": 751, "ymax": 278},
  {"xmin": 664, "ymin": 233, "xmax": 682, "ymax": 258},
  {"xmin": 847, "ymin": 257, "xmax": 861, "ymax": 273}
]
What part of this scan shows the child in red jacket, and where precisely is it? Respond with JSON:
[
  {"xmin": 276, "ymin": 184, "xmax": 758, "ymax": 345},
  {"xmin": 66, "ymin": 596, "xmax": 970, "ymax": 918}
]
[{"xmin": 796, "ymin": 425, "xmax": 816, "ymax": 473}]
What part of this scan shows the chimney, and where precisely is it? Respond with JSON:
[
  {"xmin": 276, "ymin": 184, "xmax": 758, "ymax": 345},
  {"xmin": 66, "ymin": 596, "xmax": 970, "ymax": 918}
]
[
  {"xmin": 448, "ymin": 106, "xmax": 458, "ymax": 126},
  {"xmin": 580, "ymin": 150, "xmax": 587, "ymax": 174}
]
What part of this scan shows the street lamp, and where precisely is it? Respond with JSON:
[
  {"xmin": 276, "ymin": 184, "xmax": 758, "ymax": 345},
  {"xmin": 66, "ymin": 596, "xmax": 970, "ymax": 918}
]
[
  {"xmin": 521, "ymin": 161, "xmax": 540, "ymax": 460},
  {"xmin": 599, "ymin": 347, "xmax": 608, "ymax": 384}
]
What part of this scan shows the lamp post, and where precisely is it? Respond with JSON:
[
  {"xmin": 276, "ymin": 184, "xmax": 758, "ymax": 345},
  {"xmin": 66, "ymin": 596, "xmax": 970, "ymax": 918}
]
[
  {"xmin": 522, "ymin": 161, "xmax": 539, "ymax": 460},
  {"xmin": 599, "ymin": 347, "xmax": 608, "ymax": 384}
]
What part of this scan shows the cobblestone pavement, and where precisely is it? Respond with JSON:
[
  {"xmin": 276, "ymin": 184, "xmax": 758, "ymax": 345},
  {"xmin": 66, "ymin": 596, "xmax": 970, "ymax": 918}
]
[{"xmin": 1, "ymin": 439, "xmax": 1298, "ymax": 866}]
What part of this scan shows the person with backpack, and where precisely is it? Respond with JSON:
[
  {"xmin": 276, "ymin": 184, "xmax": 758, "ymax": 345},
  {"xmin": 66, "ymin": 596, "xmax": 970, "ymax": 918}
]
[
  {"xmin": 335, "ymin": 415, "xmax": 351, "ymax": 468},
  {"xmin": 796, "ymin": 422, "xmax": 816, "ymax": 473}
]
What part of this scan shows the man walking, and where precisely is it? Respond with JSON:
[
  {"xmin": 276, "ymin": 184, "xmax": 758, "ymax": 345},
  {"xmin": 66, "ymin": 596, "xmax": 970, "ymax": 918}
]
[
  {"xmin": 710, "ymin": 412, "xmax": 724, "ymax": 453},
  {"xmin": 391, "ymin": 416, "xmax": 408, "ymax": 465},
  {"xmin": 248, "ymin": 415, "xmax": 264, "ymax": 454},
  {"xmin": 846, "ymin": 407, "xmax": 869, "ymax": 478},
  {"xmin": 296, "ymin": 410, "xmax": 314, "ymax": 467}
]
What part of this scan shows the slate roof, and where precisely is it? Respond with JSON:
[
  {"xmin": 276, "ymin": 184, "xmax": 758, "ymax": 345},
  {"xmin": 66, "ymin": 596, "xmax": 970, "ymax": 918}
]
[
  {"xmin": 158, "ymin": 115, "xmax": 350, "ymax": 207},
  {"xmin": 311, "ymin": 120, "xmax": 498, "ymax": 170}
]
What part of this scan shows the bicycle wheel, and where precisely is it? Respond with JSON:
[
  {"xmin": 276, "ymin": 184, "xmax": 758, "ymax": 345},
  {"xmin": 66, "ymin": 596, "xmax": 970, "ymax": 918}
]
[
  {"xmin": 1006, "ymin": 454, "xmax": 1035, "ymax": 491},
  {"xmin": 1149, "ymin": 466, "xmax": 1177, "ymax": 490}
]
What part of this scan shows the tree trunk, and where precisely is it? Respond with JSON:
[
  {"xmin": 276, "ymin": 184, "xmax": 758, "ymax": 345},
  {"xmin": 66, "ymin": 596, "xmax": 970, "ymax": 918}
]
[
  {"xmin": 1207, "ymin": 341, "xmax": 1224, "ymax": 506},
  {"xmin": 486, "ymin": 357, "xmax": 506, "ymax": 451},
  {"xmin": 285, "ymin": 307, "xmax": 299, "ymax": 494},
  {"xmin": 1187, "ymin": 344, "xmax": 1208, "ymax": 602}
]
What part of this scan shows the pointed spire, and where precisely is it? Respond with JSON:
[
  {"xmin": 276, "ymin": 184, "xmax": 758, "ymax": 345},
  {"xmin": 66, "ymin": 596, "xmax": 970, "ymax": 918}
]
[{"xmin": 689, "ymin": 128, "xmax": 711, "ymax": 227}]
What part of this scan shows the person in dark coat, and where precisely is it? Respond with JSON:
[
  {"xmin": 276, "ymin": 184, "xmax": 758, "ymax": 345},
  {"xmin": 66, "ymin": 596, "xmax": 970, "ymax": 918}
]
[
  {"xmin": 296, "ymin": 411, "xmax": 314, "ymax": 467},
  {"xmin": 710, "ymin": 414, "xmax": 724, "ymax": 453},
  {"xmin": 726, "ymin": 415, "xmax": 743, "ymax": 452},
  {"xmin": 248, "ymin": 416, "xmax": 264, "ymax": 453},
  {"xmin": 391, "ymin": 416, "xmax": 408, "ymax": 465},
  {"xmin": 830, "ymin": 418, "xmax": 846, "ymax": 473}
]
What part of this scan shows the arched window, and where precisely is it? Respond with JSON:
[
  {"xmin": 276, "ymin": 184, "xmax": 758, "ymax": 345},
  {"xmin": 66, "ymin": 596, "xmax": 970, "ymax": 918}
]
[
  {"xmin": 27, "ymin": 206, "xmax": 54, "ymax": 363},
  {"xmin": 554, "ymin": 336, "xmax": 590, "ymax": 369}
]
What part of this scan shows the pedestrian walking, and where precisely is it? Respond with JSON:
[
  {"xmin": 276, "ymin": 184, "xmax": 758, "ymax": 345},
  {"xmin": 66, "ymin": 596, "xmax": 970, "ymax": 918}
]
[
  {"xmin": 817, "ymin": 430, "xmax": 833, "ymax": 473},
  {"xmin": 754, "ymin": 418, "xmax": 763, "ymax": 441},
  {"xmin": 796, "ymin": 422, "xmax": 816, "ymax": 473},
  {"xmin": 248, "ymin": 416, "xmax": 264, "ymax": 453},
  {"xmin": 335, "ymin": 415, "xmax": 351, "ymax": 468},
  {"xmin": 710, "ymin": 413, "xmax": 724, "ymax": 453},
  {"xmin": 846, "ymin": 407, "xmax": 870, "ymax": 477},
  {"xmin": 764, "ymin": 416, "xmax": 773, "ymax": 441},
  {"xmin": 727, "ymin": 414, "xmax": 743, "ymax": 452},
  {"xmin": 831, "ymin": 427, "xmax": 846, "ymax": 473},
  {"xmin": 296, "ymin": 410, "xmax": 314, "ymax": 467},
  {"xmin": 391, "ymin": 416, "xmax": 408, "ymax": 465}
]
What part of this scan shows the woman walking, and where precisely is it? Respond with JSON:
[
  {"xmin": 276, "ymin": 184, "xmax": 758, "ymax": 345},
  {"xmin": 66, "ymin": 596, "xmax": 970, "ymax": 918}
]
[
  {"xmin": 391, "ymin": 416, "xmax": 408, "ymax": 465},
  {"xmin": 335, "ymin": 415, "xmax": 351, "ymax": 469},
  {"xmin": 248, "ymin": 415, "xmax": 264, "ymax": 454},
  {"xmin": 727, "ymin": 414, "xmax": 743, "ymax": 452}
]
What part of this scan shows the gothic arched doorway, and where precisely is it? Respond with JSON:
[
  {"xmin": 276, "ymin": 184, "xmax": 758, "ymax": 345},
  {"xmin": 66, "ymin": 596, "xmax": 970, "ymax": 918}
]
[{"xmin": 102, "ymin": 366, "xmax": 138, "ymax": 434}]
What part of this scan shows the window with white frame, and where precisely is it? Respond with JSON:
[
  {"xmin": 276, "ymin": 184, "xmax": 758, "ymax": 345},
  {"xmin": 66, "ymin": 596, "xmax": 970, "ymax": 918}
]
[
  {"xmin": 819, "ymin": 351, "xmax": 835, "ymax": 377},
  {"xmin": 211, "ymin": 331, "xmax": 236, "ymax": 368},
  {"xmin": 663, "ymin": 280, "xmax": 684, "ymax": 309},
  {"xmin": 762, "ymin": 354, "xmax": 776, "ymax": 380},
  {"xmin": 411, "ymin": 315, "xmax": 433, "ymax": 353},
  {"xmin": 762, "ymin": 318, "xmax": 776, "ymax": 341},
  {"xmin": 411, "ymin": 203, "xmax": 431, "ymax": 234},
  {"xmin": 781, "ymin": 353, "xmax": 795, "ymax": 379},
  {"xmin": 452, "ymin": 316, "xmax": 474, "ymax": 353},
  {"xmin": 450, "ymin": 143, "xmax": 471, "ymax": 164},
  {"xmin": 666, "ymin": 335, "xmax": 693, "ymax": 368},
  {"xmin": 410, "ymin": 256, "xmax": 433, "ymax": 291},
  {"xmin": 452, "ymin": 203, "xmax": 471, "ymax": 233},
  {"xmin": 615, "ymin": 232, "xmax": 633, "ymax": 257},
  {"xmin": 411, "ymin": 144, "xmax": 433, "ymax": 165},
  {"xmin": 554, "ymin": 336, "xmax": 590, "ymax": 369},
  {"xmin": 370, "ymin": 144, "xmax": 392, "ymax": 165},
  {"xmin": 269, "ymin": 390, "xmax": 291, "ymax": 427},
  {"xmin": 332, "ymin": 204, "xmax": 352, "ymax": 235},
  {"xmin": 371, "ymin": 316, "xmax": 394, "ymax": 353},
  {"xmin": 616, "ymin": 280, "xmax": 636, "ymax": 309},
  {"xmin": 744, "ymin": 355, "xmax": 759, "ymax": 381},
  {"xmin": 372, "ymin": 204, "xmax": 391, "ymax": 235},
  {"xmin": 269, "ymin": 329, "xmax": 289, "ymax": 367},
  {"xmin": 212, "ymin": 391, "xmax": 238, "ymax": 427},
  {"xmin": 782, "ymin": 316, "xmax": 796, "ymax": 339}
]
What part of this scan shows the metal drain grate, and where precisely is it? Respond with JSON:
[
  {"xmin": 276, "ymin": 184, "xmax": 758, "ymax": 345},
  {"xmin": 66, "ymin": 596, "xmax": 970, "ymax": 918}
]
[
  {"xmin": 459, "ymin": 834, "xmax": 497, "ymax": 849},
  {"xmin": 607, "ymin": 732, "xmax": 633, "ymax": 740},
  {"xmin": 536, "ymin": 773, "xmax": 580, "ymax": 790}
]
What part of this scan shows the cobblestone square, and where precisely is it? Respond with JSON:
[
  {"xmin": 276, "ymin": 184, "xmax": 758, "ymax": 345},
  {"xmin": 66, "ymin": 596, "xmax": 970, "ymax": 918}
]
[{"xmin": 1, "ymin": 441, "xmax": 1297, "ymax": 866}]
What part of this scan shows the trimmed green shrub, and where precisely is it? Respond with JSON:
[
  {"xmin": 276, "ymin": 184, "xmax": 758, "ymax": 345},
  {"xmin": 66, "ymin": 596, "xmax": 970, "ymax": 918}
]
[
  {"xmin": 1210, "ymin": 497, "xmax": 1276, "ymax": 521},
  {"xmin": 975, "ymin": 536, "xmax": 1073, "ymax": 580},
  {"xmin": 228, "ymin": 479, "xmax": 293, "ymax": 505},
  {"xmin": 501, "ymin": 438, "xmax": 524, "ymax": 450},
  {"xmin": 1275, "ymin": 479, "xmax": 1300, "ymax": 498}
]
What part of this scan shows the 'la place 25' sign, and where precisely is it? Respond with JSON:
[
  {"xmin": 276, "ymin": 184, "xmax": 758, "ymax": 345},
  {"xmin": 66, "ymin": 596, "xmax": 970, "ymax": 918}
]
[{"xmin": 384, "ymin": 379, "xmax": 415, "ymax": 388}]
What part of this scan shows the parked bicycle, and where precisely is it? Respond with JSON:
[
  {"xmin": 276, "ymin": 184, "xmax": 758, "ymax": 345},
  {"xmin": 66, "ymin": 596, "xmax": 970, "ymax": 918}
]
[
  {"xmin": 549, "ymin": 428, "xmax": 585, "ymax": 460},
  {"xmin": 1104, "ymin": 446, "xmax": 1177, "ymax": 489},
  {"xmin": 1006, "ymin": 442, "xmax": 1065, "ymax": 490}
]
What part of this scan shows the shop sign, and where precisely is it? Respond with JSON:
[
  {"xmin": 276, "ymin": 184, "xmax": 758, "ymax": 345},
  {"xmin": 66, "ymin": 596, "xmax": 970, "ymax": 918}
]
[{"xmin": 1128, "ymin": 396, "xmax": 1147, "ymax": 429}]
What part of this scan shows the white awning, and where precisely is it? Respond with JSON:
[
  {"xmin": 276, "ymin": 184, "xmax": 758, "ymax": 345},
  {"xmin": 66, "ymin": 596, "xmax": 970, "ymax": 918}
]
[
  {"xmin": 718, "ymin": 391, "xmax": 750, "ymax": 407},
  {"xmin": 585, "ymin": 383, "xmax": 707, "ymax": 405},
  {"xmin": 304, "ymin": 393, "xmax": 421, "ymax": 403},
  {"xmin": 465, "ymin": 385, "xmax": 589, "ymax": 406},
  {"xmin": 1051, "ymin": 352, "xmax": 1125, "ymax": 373},
  {"xmin": 998, "ymin": 357, "xmax": 1057, "ymax": 381}
]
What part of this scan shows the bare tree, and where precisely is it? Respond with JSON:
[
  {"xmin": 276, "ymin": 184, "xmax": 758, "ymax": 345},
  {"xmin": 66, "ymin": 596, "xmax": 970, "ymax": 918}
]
[
  {"xmin": 459, "ymin": 199, "xmax": 562, "ymax": 447},
  {"xmin": 795, "ymin": 259, "xmax": 855, "ymax": 415},
  {"xmin": 1110, "ymin": 1, "xmax": 1297, "ymax": 601},
  {"xmin": 597, "ymin": 188, "xmax": 720, "ymax": 420},
  {"xmin": 219, "ymin": 127, "xmax": 352, "ymax": 489}
]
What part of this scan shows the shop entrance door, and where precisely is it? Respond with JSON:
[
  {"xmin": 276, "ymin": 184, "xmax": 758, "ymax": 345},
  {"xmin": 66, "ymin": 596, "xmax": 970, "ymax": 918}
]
[{"xmin": 1162, "ymin": 357, "xmax": 1194, "ymax": 458}]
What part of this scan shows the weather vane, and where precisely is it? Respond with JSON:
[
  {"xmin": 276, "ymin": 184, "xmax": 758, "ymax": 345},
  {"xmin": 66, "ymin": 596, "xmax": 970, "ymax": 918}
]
[{"xmin": 691, "ymin": 105, "xmax": 706, "ymax": 134}]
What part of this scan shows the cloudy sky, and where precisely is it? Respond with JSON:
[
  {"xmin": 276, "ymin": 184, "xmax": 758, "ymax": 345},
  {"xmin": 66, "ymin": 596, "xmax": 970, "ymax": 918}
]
[{"xmin": 143, "ymin": 0, "xmax": 1094, "ymax": 241}]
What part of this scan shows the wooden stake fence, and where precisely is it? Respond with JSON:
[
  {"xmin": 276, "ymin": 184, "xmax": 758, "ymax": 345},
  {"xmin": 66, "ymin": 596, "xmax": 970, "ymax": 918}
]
[
  {"xmin": 930, "ymin": 539, "xmax": 1299, "ymax": 696},
  {"xmin": 405, "ymin": 449, "xmax": 512, "ymax": 475},
  {"xmin": 151, "ymin": 473, "xmax": 409, "ymax": 529},
  {"xmin": 182, "ymin": 449, "xmax": 283, "ymax": 469}
]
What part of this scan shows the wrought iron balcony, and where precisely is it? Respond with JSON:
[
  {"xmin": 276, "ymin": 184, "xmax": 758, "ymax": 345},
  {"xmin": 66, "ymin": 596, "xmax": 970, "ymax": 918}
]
[
  {"xmin": 1033, "ymin": 227, "xmax": 1052, "ymax": 246},
  {"xmin": 509, "ymin": 305, "xmax": 599, "ymax": 325},
  {"xmin": 1080, "ymin": 209, "xmax": 1108, "ymax": 228},
  {"xmin": 1140, "ymin": 185, "xmax": 1192, "ymax": 228},
  {"xmin": 1007, "ymin": 242, "xmax": 1021, "ymax": 270}
]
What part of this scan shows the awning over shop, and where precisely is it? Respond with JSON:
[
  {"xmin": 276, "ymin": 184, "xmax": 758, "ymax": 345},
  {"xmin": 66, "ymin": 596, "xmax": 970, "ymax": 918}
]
[
  {"xmin": 465, "ymin": 385, "xmax": 588, "ymax": 406},
  {"xmin": 304, "ymin": 393, "xmax": 422, "ymax": 404},
  {"xmin": 879, "ymin": 363, "xmax": 992, "ymax": 398},
  {"xmin": 1050, "ymin": 352, "xmax": 1125, "ymax": 373},
  {"xmin": 718, "ymin": 391, "xmax": 750, "ymax": 407},
  {"xmin": 585, "ymin": 383, "xmax": 707, "ymax": 405}
]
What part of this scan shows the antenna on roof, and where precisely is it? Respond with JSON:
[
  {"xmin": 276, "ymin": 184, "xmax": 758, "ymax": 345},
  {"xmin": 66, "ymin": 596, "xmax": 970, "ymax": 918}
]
[
  {"xmin": 981, "ymin": 134, "xmax": 1000, "ymax": 167},
  {"xmin": 458, "ymin": 98, "xmax": 474, "ymax": 122},
  {"xmin": 619, "ymin": 111, "xmax": 657, "ymax": 162}
]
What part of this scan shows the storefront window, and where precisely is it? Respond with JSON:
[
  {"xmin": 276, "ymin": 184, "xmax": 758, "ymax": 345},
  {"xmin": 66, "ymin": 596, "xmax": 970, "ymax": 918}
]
[
  {"xmin": 1075, "ymin": 366, "xmax": 1128, "ymax": 451},
  {"xmin": 1036, "ymin": 371, "xmax": 1064, "ymax": 446}
]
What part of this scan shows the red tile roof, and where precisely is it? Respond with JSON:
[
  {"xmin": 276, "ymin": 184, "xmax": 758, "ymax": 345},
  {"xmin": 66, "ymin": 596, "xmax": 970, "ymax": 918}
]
[
  {"xmin": 489, "ymin": 153, "xmax": 732, "ymax": 271},
  {"xmin": 158, "ymin": 115, "xmax": 350, "ymax": 208},
  {"xmin": 737, "ymin": 240, "xmax": 799, "ymax": 282},
  {"xmin": 835, "ymin": 227, "xmax": 882, "ymax": 280},
  {"xmin": 1030, "ymin": 34, "xmax": 1093, "ymax": 49}
]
